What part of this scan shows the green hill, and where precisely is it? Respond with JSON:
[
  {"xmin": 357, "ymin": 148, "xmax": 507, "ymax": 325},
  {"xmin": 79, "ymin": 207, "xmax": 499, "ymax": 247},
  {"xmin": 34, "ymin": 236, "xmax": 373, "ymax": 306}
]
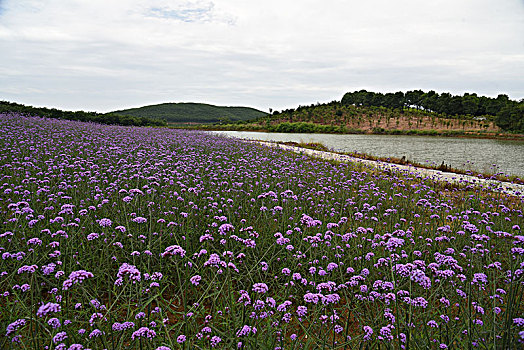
[
  {"xmin": 0, "ymin": 100, "xmax": 166, "ymax": 127},
  {"xmin": 112, "ymin": 102, "xmax": 267, "ymax": 124}
]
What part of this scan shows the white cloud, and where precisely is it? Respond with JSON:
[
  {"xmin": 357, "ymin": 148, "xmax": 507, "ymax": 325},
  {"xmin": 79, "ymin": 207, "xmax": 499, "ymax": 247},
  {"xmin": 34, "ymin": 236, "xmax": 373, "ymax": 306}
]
[
  {"xmin": 0, "ymin": 0, "xmax": 523, "ymax": 112},
  {"xmin": 145, "ymin": 1, "xmax": 236, "ymax": 24}
]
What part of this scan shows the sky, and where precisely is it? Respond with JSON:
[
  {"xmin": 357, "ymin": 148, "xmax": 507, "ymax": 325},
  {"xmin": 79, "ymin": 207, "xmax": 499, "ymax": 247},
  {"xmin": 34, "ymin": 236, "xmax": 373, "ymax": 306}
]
[{"xmin": 0, "ymin": 0, "xmax": 523, "ymax": 113}]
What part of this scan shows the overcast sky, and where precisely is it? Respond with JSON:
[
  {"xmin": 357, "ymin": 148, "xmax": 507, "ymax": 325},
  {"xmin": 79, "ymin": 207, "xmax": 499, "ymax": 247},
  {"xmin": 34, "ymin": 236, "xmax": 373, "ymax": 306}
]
[{"xmin": 1, "ymin": 0, "xmax": 523, "ymax": 113}]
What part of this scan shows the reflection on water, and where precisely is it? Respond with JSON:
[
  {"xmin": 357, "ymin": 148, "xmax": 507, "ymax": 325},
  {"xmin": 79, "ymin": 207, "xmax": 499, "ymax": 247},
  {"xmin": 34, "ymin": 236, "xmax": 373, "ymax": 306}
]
[{"xmin": 209, "ymin": 131, "xmax": 524, "ymax": 178}]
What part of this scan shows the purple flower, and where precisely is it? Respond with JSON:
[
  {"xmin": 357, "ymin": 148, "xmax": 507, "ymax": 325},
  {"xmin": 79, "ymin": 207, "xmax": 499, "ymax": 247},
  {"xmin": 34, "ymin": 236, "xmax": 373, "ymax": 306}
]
[
  {"xmin": 161, "ymin": 245, "xmax": 186, "ymax": 258},
  {"xmin": 252, "ymin": 283, "xmax": 268, "ymax": 294},
  {"xmin": 237, "ymin": 290, "xmax": 251, "ymax": 305},
  {"xmin": 412, "ymin": 297, "xmax": 429, "ymax": 308},
  {"xmin": 190, "ymin": 275, "xmax": 201, "ymax": 286},
  {"xmin": 53, "ymin": 331, "xmax": 67, "ymax": 343},
  {"xmin": 472, "ymin": 273, "xmax": 488, "ymax": 285},
  {"xmin": 236, "ymin": 325, "xmax": 254, "ymax": 337},
  {"xmin": 37, "ymin": 302, "xmax": 61, "ymax": 317},
  {"xmin": 427, "ymin": 320, "xmax": 439, "ymax": 328},
  {"xmin": 326, "ymin": 262, "xmax": 338, "ymax": 271},
  {"xmin": 6, "ymin": 319, "xmax": 26, "ymax": 336},
  {"xmin": 68, "ymin": 345, "xmax": 85, "ymax": 350},
  {"xmin": 379, "ymin": 326, "xmax": 393, "ymax": 341},
  {"xmin": 48, "ymin": 317, "xmax": 61, "ymax": 329},
  {"xmin": 131, "ymin": 327, "xmax": 157, "ymax": 340},
  {"xmin": 99, "ymin": 218, "xmax": 112, "ymax": 227},
  {"xmin": 112, "ymin": 321, "xmax": 135, "ymax": 331},
  {"xmin": 132, "ymin": 216, "xmax": 147, "ymax": 223},
  {"xmin": 385, "ymin": 237, "xmax": 405, "ymax": 251},
  {"xmin": 115, "ymin": 263, "xmax": 141, "ymax": 285},
  {"xmin": 514, "ymin": 318, "xmax": 524, "ymax": 327},
  {"xmin": 17, "ymin": 264, "xmax": 38, "ymax": 274},
  {"xmin": 322, "ymin": 293, "xmax": 340, "ymax": 305},
  {"xmin": 42, "ymin": 263, "xmax": 57, "ymax": 275},
  {"xmin": 87, "ymin": 233, "xmax": 99, "ymax": 241},
  {"xmin": 218, "ymin": 223, "xmax": 234, "ymax": 235},
  {"xmin": 89, "ymin": 329, "xmax": 103, "ymax": 338},
  {"xmin": 27, "ymin": 237, "xmax": 42, "ymax": 245},
  {"xmin": 473, "ymin": 319, "xmax": 483, "ymax": 326},
  {"xmin": 177, "ymin": 335, "xmax": 186, "ymax": 343},
  {"xmin": 363, "ymin": 326, "xmax": 373, "ymax": 341},
  {"xmin": 62, "ymin": 270, "xmax": 94, "ymax": 290},
  {"xmin": 297, "ymin": 305, "xmax": 307, "ymax": 317},
  {"xmin": 89, "ymin": 312, "xmax": 105, "ymax": 326},
  {"xmin": 304, "ymin": 292, "xmax": 320, "ymax": 304},
  {"xmin": 210, "ymin": 336, "xmax": 222, "ymax": 347},
  {"xmin": 277, "ymin": 300, "xmax": 292, "ymax": 312}
]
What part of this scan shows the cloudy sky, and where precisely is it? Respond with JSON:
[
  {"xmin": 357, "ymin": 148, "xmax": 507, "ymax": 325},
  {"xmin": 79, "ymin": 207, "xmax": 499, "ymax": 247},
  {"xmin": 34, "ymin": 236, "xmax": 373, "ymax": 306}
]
[{"xmin": 0, "ymin": 0, "xmax": 523, "ymax": 113}]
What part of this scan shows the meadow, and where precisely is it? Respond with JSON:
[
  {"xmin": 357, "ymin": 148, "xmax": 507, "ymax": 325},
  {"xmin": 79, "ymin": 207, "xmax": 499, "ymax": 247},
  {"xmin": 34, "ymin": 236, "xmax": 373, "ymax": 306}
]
[{"xmin": 1, "ymin": 114, "xmax": 523, "ymax": 349}]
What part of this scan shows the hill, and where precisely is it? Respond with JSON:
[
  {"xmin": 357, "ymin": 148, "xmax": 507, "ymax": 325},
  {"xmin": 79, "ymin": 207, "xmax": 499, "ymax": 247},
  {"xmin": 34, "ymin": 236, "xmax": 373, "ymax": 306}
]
[
  {"xmin": 0, "ymin": 101, "xmax": 166, "ymax": 127},
  {"xmin": 201, "ymin": 90, "xmax": 523, "ymax": 136},
  {"xmin": 202, "ymin": 101, "xmax": 501, "ymax": 136},
  {"xmin": 112, "ymin": 102, "xmax": 267, "ymax": 124}
]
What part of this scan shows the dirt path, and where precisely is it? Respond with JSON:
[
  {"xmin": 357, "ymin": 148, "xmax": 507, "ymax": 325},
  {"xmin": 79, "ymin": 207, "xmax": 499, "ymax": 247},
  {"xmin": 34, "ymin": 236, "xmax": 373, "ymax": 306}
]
[{"xmin": 256, "ymin": 141, "xmax": 524, "ymax": 198}]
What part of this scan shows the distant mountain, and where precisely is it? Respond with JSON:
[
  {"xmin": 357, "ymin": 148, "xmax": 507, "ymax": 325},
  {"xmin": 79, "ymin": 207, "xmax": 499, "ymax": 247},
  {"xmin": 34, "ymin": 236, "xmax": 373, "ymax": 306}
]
[{"xmin": 112, "ymin": 102, "xmax": 267, "ymax": 124}]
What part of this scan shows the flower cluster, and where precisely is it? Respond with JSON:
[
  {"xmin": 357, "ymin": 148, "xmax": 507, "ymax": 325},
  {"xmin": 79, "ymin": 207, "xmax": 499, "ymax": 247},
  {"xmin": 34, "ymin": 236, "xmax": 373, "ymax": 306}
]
[{"xmin": 1, "ymin": 114, "xmax": 522, "ymax": 349}]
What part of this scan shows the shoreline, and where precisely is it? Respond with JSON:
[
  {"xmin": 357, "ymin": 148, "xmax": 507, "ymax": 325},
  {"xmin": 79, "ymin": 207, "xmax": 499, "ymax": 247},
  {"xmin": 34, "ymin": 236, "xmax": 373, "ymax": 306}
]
[
  {"xmin": 184, "ymin": 125, "xmax": 524, "ymax": 141},
  {"xmin": 272, "ymin": 141, "xmax": 524, "ymax": 186},
  {"xmin": 254, "ymin": 140, "xmax": 524, "ymax": 198}
]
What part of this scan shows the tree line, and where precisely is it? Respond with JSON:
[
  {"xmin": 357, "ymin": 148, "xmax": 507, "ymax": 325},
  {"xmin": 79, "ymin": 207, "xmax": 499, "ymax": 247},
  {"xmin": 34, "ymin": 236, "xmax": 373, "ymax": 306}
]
[
  {"xmin": 0, "ymin": 101, "xmax": 167, "ymax": 127},
  {"xmin": 341, "ymin": 90, "xmax": 523, "ymax": 133}
]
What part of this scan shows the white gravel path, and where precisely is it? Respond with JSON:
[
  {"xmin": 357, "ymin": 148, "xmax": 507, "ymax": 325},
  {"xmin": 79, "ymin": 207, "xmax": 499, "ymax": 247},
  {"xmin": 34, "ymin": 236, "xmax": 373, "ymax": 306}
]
[{"xmin": 256, "ymin": 141, "xmax": 524, "ymax": 198}]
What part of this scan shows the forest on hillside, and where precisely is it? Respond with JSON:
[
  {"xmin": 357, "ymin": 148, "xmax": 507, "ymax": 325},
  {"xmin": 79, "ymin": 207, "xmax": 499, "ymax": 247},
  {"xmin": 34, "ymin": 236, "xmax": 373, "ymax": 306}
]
[
  {"xmin": 340, "ymin": 90, "xmax": 523, "ymax": 132},
  {"xmin": 254, "ymin": 90, "xmax": 522, "ymax": 134},
  {"xmin": 0, "ymin": 101, "xmax": 167, "ymax": 127}
]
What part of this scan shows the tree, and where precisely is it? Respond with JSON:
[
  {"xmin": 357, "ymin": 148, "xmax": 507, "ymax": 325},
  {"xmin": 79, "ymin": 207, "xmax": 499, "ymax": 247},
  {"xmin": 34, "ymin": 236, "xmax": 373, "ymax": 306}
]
[
  {"xmin": 438, "ymin": 92, "xmax": 452, "ymax": 115},
  {"xmin": 496, "ymin": 103, "xmax": 524, "ymax": 133},
  {"xmin": 405, "ymin": 90, "xmax": 424, "ymax": 109},
  {"xmin": 448, "ymin": 96, "xmax": 464, "ymax": 116},
  {"xmin": 462, "ymin": 93, "xmax": 479, "ymax": 116},
  {"xmin": 422, "ymin": 90, "xmax": 439, "ymax": 112}
]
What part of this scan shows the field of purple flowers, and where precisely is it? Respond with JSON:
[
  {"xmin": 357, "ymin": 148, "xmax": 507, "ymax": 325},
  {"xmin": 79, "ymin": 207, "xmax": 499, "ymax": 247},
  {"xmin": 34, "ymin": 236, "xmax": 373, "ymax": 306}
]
[{"xmin": 1, "ymin": 114, "xmax": 523, "ymax": 349}]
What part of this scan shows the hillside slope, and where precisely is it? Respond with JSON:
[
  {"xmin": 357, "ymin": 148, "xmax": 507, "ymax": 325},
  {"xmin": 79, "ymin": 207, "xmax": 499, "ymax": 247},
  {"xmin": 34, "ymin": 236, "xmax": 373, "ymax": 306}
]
[{"xmin": 112, "ymin": 102, "xmax": 267, "ymax": 124}]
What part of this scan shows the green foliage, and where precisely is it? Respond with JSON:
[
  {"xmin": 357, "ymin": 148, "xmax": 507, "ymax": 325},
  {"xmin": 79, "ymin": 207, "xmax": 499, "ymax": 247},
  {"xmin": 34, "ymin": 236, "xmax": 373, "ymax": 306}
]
[
  {"xmin": 496, "ymin": 103, "xmax": 524, "ymax": 133},
  {"xmin": 267, "ymin": 122, "xmax": 346, "ymax": 134},
  {"xmin": 341, "ymin": 89, "xmax": 518, "ymax": 121},
  {"xmin": 112, "ymin": 102, "xmax": 267, "ymax": 124},
  {"xmin": 0, "ymin": 101, "xmax": 166, "ymax": 127}
]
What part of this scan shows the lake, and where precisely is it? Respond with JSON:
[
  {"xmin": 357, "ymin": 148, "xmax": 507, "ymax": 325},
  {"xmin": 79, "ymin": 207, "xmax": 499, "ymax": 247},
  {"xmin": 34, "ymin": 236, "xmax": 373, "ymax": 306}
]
[{"xmin": 209, "ymin": 131, "xmax": 524, "ymax": 178}]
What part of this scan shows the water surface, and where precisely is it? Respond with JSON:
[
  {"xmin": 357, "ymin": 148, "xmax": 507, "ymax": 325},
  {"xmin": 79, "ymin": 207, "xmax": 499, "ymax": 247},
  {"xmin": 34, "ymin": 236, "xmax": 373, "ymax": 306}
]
[{"xmin": 209, "ymin": 131, "xmax": 524, "ymax": 178}]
